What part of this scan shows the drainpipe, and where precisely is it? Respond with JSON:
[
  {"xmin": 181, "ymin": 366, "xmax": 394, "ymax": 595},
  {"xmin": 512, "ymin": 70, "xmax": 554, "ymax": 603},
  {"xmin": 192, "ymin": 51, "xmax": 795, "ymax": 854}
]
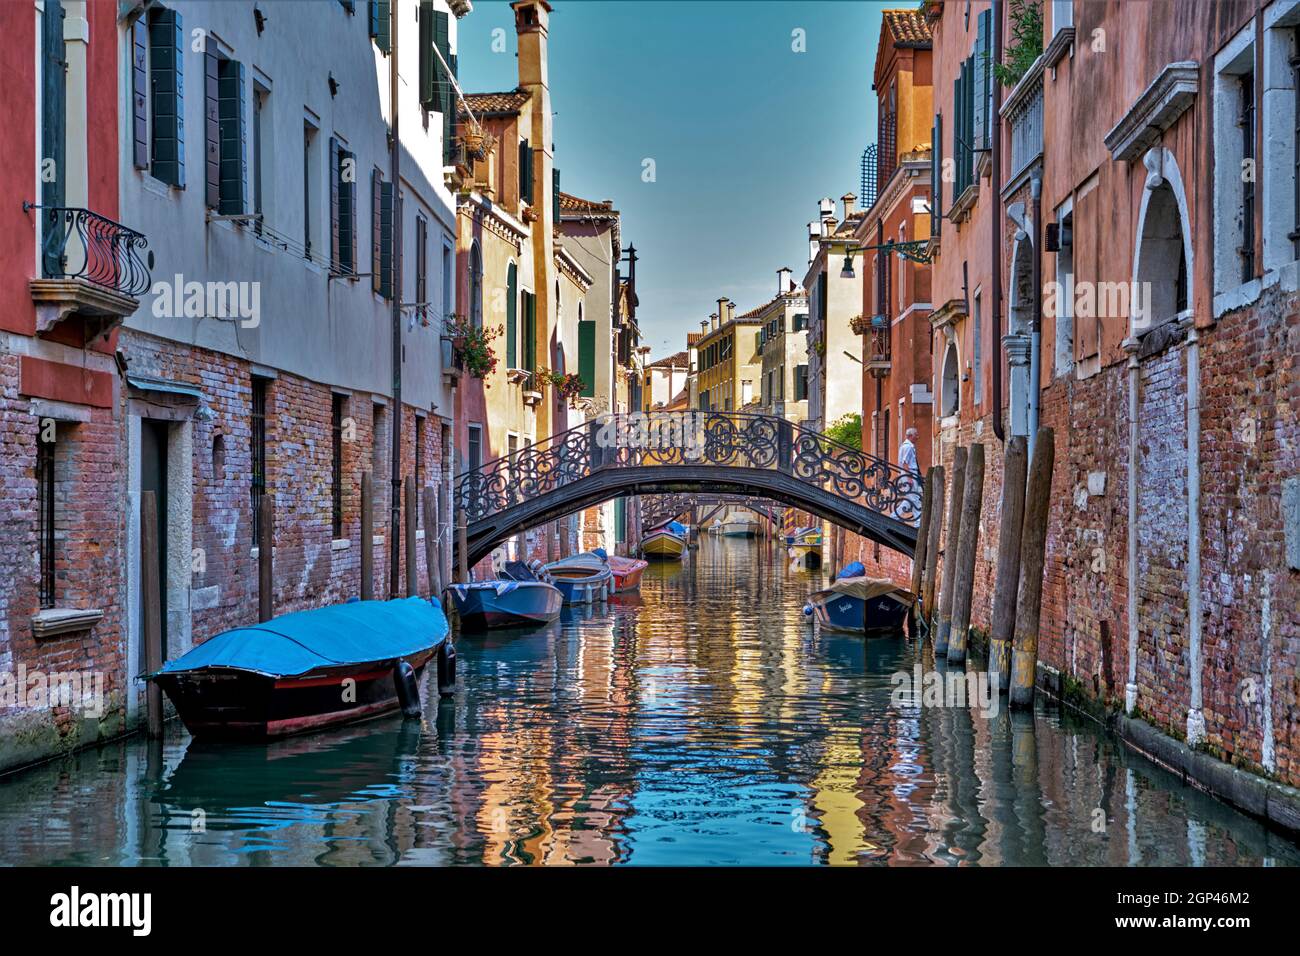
[
  {"xmin": 1123, "ymin": 338, "xmax": 1139, "ymax": 714},
  {"xmin": 1027, "ymin": 173, "xmax": 1042, "ymax": 458},
  {"xmin": 990, "ymin": 0, "xmax": 1004, "ymax": 442},
  {"xmin": 1185, "ymin": 317, "xmax": 1205, "ymax": 746},
  {"xmin": 388, "ymin": 0, "xmax": 403, "ymax": 598}
]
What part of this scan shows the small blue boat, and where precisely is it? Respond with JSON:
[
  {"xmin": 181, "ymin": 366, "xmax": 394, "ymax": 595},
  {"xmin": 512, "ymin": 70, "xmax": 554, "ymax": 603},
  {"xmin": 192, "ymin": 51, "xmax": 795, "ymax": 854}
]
[
  {"xmin": 805, "ymin": 566, "xmax": 911, "ymax": 634},
  {"xmin": 542, "ymin": 552, "xmax": 613, "ymax": 604},
  {"xmin": 448, "ymin": 561, "xmax": 562, "ymax": 630},
  {"xmin": 149, "ymin": 596, "xmax": 452, "ymax": 741}
]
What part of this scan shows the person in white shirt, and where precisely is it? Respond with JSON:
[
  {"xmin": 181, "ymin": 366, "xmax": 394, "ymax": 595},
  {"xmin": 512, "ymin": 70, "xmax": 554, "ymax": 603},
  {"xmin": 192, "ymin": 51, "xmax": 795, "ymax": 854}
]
[{"xmin": 899, "ymin": 427, "xmax": 920, "ymax": 477}]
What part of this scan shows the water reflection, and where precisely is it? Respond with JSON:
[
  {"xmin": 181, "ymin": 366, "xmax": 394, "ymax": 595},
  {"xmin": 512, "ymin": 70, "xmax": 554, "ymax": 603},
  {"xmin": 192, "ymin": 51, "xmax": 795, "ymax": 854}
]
[{"xmin": 0, "ymin": 535, "xmax": 1295, "ymax": 865}]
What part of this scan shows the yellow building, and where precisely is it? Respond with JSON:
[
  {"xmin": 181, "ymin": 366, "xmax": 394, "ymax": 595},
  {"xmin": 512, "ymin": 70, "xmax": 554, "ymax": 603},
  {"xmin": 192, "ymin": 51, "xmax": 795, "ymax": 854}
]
[{"xmin": 693, "ymin": 298, "xmax": 762, "ymax": 412}]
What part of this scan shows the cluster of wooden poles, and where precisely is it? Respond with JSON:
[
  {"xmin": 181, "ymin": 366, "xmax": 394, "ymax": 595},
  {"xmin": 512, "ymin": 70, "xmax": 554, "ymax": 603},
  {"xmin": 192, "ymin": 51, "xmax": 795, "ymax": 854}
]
[{"xmin": 907, "ymin": 426, "xmax": 1057, "ymax": 708}]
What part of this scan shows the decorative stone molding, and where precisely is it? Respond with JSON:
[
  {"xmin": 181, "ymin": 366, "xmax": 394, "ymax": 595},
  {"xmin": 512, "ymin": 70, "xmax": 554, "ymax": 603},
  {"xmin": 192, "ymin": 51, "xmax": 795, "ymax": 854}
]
[
  {"xmin": 1104, "ymin": 61, "xmax": 1199, "ymax": 162},
  {"xmin": 30, "ymin": 278, "xmax": 140, "ymax": 335},
  {"xmin": 928, "ymin": 297, "xmax": 967, "ymax": 341},
  {"xmin": 1044, "ymin": 26, "xmax": 1074, "ymax": 69}
]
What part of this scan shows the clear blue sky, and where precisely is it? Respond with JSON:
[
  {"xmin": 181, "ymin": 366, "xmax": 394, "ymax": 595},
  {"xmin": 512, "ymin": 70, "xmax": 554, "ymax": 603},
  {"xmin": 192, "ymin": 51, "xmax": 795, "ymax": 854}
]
[{"xmin": 458, "ymin": 0, "xmax": 885, "ymax": 358}]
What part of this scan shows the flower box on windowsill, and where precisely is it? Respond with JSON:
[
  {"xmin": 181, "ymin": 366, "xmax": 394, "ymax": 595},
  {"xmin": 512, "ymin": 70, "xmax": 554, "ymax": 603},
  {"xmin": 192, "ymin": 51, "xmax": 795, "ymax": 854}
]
[
  {"xmin": 523, "ymin": 388, "xmax": 543, "ymax": 407},
  {"xmin": 506, "ymin": 368, "xmax": 531, "ymax": 386}
]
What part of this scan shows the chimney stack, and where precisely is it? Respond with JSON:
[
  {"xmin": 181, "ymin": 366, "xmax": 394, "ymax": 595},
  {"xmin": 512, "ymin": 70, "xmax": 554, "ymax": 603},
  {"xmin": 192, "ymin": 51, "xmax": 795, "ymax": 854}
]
[
  {"xmin": 841, "ymin": 193, "xmax": 857, "ymax": 219},
  {"xmin": 807, "ymin": 221, "xmax": 819, "ymax": 265},
  {"xmin": 717, "ymin": 297, "xmax": 729, "ymax": 327},
  {"xmin": 710, "ymin": 312, "xmax": 719, "ymax": 331},
  {"xmin": 777, "ymin": 267, "xmax": 793, "ymax": 294},
  {"xmin": 725, "ymin": 300, "xmax": 736, "ymax": 323}
]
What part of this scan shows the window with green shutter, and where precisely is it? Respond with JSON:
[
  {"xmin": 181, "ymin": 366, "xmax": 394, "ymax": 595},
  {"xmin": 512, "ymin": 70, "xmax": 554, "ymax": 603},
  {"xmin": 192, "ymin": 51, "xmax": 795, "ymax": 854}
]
[
  {"xmin": 217, "ymin": 58, "xmax": 247, "ymax": 215},
  {"xmin": 506, "ymin": 262, "xmax": 518, "ymax": 368},
  {"xmin": 520, "ymin": 291, "xmax": 536, "ymax": 372},
  {"xmin": 519, "ymin": 139, "xmax": 533, "ymax": 204},
  {"xmin": 369, "ymin": 0, "xmax": 390, "ymax": 53},
  {"xmin": 578, "ymin": 319, "xmax": 596, "ymax": 397},
  {"xmin": 130, "ymin": 15, "xmax": 148, "ymax": 169},
  {"xmin": 379, "ymin": 179, "xmax": 394, "ymax": 299},
  {"xmin": 931, "ymin": 113, "xmax": 942, "ymax": 236},
  {"xmin": 148, "ymin": 6, "xmax": 185, "ymax": 188},
  {"xmin": 973, "ymin": 12, "xmax": 989, "ymax": 153},
  {"xmin": 553, "ymin": 168, "xmax": 561, "ymax": 223},
  {"xmin": 331, "ymin": 139, "xmax": 356, "ymax": 274}
]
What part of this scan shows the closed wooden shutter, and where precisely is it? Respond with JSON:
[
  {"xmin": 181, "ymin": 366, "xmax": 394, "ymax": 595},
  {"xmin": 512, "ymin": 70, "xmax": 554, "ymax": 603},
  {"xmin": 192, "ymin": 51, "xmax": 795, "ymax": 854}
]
[
  {"xmin": 217, "ymin": 59, "xmax": 246, "ymax": 214},
  {"xmin": 330, "ymin": 138, "xmax": 342, "ymax": 270},
  {"xmin": 506, "ymin": 262, "xmax": 518, "ymax": 368},
  {"xmin": 372, "ymin": 168, "xmax": 383, "ymax": 293},
  {"xmin": 578, "ymin": 319, "xmax": 596, "ymax": 397},
  {"xmin": 370, "ymin": 0, "xmax": 390, "ymax": 53},
  {"xmin": 521, "ymin": 291, "xmax": 536, "ymax": 372},
  {"xmin": 338, "ymin": 148, "xmax": 355, "ymax": 273},
  {"xmin": 519, "ymin": 139, "xmax": 533, "ymax": 204},
  {"xmin": 148, "ymin": 7, "xmax": 185, "ymax": 188},
  {"xmin": 553, "ymin": 168, "xmax": 561, "ymax": 223},
  {"xmin": 931, "ymin": 113, "xmax": 942, "ymax": 235},
  {"xmin": 379, "ymin": 180, "xmax": 394, "ymax": 299},
  {"xmin": 131, "ymin": 16, "xmax": 149, "ymax": 169},
  {"xmin": 974, "ymin": 10, "xmax": 990, "ymax": 152}
]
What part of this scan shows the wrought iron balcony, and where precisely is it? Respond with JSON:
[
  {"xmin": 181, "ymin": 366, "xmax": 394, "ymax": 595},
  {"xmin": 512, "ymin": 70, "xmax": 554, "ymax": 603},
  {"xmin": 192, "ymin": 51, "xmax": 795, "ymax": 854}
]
[
  {"xmin": 866, "ymin": 319, "xmax": 892, "ymax": 374},
  {"xmin": 1005, "ymin": 67, "xmax": 1044, "ymax": 181},
  {"xmin": 31, "ymin": 205, "xmax": 151, "ymax": 297}
]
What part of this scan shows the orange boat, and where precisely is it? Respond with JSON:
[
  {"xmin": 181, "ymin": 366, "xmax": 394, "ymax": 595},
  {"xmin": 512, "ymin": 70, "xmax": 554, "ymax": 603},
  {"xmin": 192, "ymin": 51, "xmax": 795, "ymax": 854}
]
[{"xmin": 606, "ymin": 554, "xmax": 649, "ymax": 592}]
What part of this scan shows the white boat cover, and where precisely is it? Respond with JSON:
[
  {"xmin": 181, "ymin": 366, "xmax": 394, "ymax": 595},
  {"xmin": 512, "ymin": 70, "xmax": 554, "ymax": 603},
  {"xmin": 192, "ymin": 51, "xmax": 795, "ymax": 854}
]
[
  {"xmin": 545, "ymin": 552, "xmax": 609, "ymax": 573},
  {"xmin": 829, "ymin": 576, "xmax": 912, "ymax": 602}
]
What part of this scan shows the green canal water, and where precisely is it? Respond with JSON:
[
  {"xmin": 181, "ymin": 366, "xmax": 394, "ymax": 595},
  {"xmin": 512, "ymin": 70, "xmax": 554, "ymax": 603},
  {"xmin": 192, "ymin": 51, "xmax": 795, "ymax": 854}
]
[{"xmin": 1, "ymin": 536, "xmax": 1296, "ymax": 866}]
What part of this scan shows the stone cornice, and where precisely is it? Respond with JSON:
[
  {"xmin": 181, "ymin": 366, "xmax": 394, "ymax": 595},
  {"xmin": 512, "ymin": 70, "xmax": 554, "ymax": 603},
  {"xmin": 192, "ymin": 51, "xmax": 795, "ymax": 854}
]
[
  {"xmin": 555, "ymin": 244, "xmax": 594, "ymax": 290},
  {"xmin": 458, "ymin": 192, "xmax": 527, "ymax": 252},
  {"xmin": 1104, "ymin": 61, "xmax": 1199, "ymax": 163}
]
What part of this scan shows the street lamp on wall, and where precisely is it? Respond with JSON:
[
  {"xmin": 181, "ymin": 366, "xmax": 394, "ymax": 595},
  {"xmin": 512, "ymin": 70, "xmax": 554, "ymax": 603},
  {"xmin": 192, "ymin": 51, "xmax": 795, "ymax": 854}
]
[{"xmin": 837, "ymin": 239, "xmax": 935, "ymax": 279}]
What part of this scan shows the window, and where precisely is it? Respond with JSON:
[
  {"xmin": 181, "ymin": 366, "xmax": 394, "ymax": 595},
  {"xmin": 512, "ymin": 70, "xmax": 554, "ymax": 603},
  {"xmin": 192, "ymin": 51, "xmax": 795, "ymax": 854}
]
[
  {"xmin": 578, "ymin": 307, "xmax": 596, "ymax": 397},
  {"xmin": 372, "ymin": 168, "xmax": 394, "ymax": 297},
  {"xmin": 466, "ymin": 424, "xmax": 483, "ymax": 473},
  {"xmin": 41, "ymin": 0, "xmax": 67, "ymax": 277},
  {"xmin": 205, "ymin": 50, "xmax": 246, "ymax": 214},
  {"xmin": 1239, "ymin": 69, "xmax": 1257, "ymax": 283},
  {"xmin": 331, "ymin": 394, "xmax": 345, "ymax": 538},
  {"xmin": 972, "ymin": 291, "xmax": 982, "ymax": 403},
  {"xmin": 520, "ymin": 289, "xmax": 536, "ymax": 371},
  {"xmin": 251, "ymin": 377, "xmax": 269, "ymax": 544},
  {"xmin": 252, "ymin": 84, "xmax": 268, "ymax": 234},
  {"xmin": 794, "ymin": 365, "xmax": 808, "ymax": 401},
  {"xmin": 331, "ymin": 138, "xmax": 357, "ymax": 274},
  {"xmin": 37, "ymin": 427, "xmax": 57, "ymax": 609},
  {"xmin": 442, "ymin": 240, "xmax": 453, "ymax": 323},
  {"xmin": 415, "ymin": 213, "xmax": 428, "ymax": 324},
  {"xmin": 931, "ymin": 113, "xmax": 942, "ymax": 235},
  {"xmin": 143, "ymin": 5, "xmax": 185, "ymax": 188},
  {"xmin": 369, "ymin": 0, "xmax": 391, "ymax": 54},
  {"xmin": 505, "ymin": 261, "xmax": 518, "ymax": 367},
  {"xmin": 418, "ymin": 3, "xmax": 458, "ymax": 162},
  {"xmin": 304, "ymin": 122, "xmax": 318, "ymax": 260},
  {"xmin": 1213, "ymin": 27, "xmax": 1257, "ymax": 297},
  {"xmin": 941, "ymin": 343, "xmax": 960, "ymax": 417},
  {"xmin": 1053, "ymin": 205, "xmax": 1074, "ymax": 376},
  {"xmin": 519, "ymin": 138, "xmax": 534, "ymax": 204},
  {"xmin": 973, "ymin": 9, "xmax": 992, "ymax": 153},
  {"xmin": 469, "ymin": 243, "xmax": 483, "ymax": 328}
]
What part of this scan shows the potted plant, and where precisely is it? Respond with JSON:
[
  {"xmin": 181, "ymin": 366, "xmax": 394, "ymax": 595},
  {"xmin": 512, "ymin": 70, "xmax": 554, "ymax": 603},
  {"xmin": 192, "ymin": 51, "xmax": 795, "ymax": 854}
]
[
  {"xmin": 536, "ymin": 368, "xmax": 588, "ymax": 408},
  {"xmin": 444, "ymin": 315, "xmax": 502, "ymax": 383}
]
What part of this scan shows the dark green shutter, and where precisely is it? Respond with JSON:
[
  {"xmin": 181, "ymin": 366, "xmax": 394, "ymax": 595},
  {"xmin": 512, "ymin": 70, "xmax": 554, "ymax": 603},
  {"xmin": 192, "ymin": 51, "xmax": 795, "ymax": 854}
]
[
  {"xmin": 131, "ymin": 16, "xmax": 149, "ymax": 169},
  {"xmin": 380, "ymin": 180, "xmax": 394, "ymax": 299},
  {"xmin": 553, "ymin": 168, "xmax": 561, "ymax": 223},
  {"xmin": 372, "ymin": 169, "xmax": 383, "ymax": 293},
  {"xmin": 149, "ymin": 7, "xmax": 185, "ymax": 187},
  {"xmin": 931, "ymin": 114, "xmax": 942, "ymax": 236},
  {"xmin": 506, "ymin": 262, "xmax": 518, "ymax": 368},
  {"xmin": 217, "ymin": 59, "xmax": 246, "ymax": 215},
  {"xmin": 418, "ymin": 3, "xmax": 437, "ymax": 109},
  {"xmin": 443, "ymin": 53, "xmax": 458, "ymax": 163},
  {"xmin": 522, "ymin": 291, "xmax": 536, "ymax": 372},
  {"xmin": 974, "ymin": 12, "xmax": 989, "ymax": 152},
  {"xmin": 41, "ymin": 0, "xmax": 66, "ymax": 277},
  {"xmin": 203, "ymin": 49, "xmax": 219, "ymax": 208},
  {"xmin": 370, "ymin": 0, "xmax": 390, "ymax": 53},
  {"xmin": 339, "ymin": 149, "xmax": 355, "ymax": 273},
  {"xmin": 578, "ymin": 319, "xmax": 596, "ymax": 397},
  {"xmin": 519, "ymin": 139, "xmax": 533, "ymax": 204},
  {"xmin": 330, "ymin": 138, "xmax": 341, "ymax": 270}
]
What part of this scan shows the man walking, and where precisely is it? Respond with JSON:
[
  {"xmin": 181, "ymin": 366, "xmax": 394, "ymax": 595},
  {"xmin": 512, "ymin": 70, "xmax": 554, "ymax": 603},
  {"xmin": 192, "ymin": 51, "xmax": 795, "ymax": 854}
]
[{"xmin": 899, "ymin": 427, "xmax": 920, "ymax": 478}]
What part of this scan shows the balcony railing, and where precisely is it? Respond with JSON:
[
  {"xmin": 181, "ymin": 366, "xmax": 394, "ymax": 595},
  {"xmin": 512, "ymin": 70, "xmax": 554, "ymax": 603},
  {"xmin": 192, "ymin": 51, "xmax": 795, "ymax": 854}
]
[
  {"xmin": 866, "ymin": 318, "xmax": 892, "ymax": 374},
  {"xmin": 31, "ymin": 205, "xmax": 151, "ymax": 298},
  {"xmin": 877, "ymin": 112, "xmax": 897, "ymax": 195},
  {"xmin": 1006, "ymin": 71, "xmax": 1044, "ymax": 181}
]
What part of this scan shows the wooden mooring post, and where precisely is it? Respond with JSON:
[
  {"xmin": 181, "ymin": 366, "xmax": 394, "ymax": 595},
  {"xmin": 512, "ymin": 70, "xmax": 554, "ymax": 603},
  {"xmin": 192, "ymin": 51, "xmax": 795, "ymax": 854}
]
[
  {"xmin": 258, "ymin": 493, "xmax": 274, "ymax": 622},
  {"xmin": 988, "ymin": 435, "xmax": 1028, "ymax": 691},
  {"xmin": 934, "ymin": 445, "xmax": 967, "ymax": 655},
  {"xmin": 1009, "ymin": 427, "xmax": 1056, "ymax": 708},
  {"xmin": 910, "ymin": 467, "xmax": 936, "ymax": 603},
  {"xmin": 141, "ymin": 490, "xmax": 164, "ymax": 739},
  {"xmin": 920, "ymin": 465, "xmax": 945, "ymax": 622},
  {"xmin": 404, "ymin": 475, "xmax": 418, "ymax": 598},
  {"xmin": 361, "ymin": 471, "xmax": 374, "ymax": 601},
  {"xmin": 946, "ymin": 443, "xmax": 985, "ymax": 664},
  {"xmin": 456, "ymin": 509, "xmax": 469, "ymax": 583},
  {"xmin": 423, "ymin": 485, "xmax": 441, "ymax": 598}
]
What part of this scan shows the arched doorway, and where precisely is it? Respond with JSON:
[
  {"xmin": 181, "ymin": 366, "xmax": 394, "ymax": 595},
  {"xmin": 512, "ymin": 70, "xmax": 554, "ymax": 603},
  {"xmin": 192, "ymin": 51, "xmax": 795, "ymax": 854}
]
[{"xmin": 940, "ymin": 341, "xmax": 960, "ymax": 418}]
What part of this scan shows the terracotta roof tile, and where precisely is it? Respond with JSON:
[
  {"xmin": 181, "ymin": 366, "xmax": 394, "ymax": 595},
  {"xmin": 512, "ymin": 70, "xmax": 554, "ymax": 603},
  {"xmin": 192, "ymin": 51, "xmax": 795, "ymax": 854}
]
[
  {"xmin": 882, "ymin": 8, "xmax": 932, "ymax": 46},
  {"xmin": 648, "ymin": 350, "xmax": 689, "ymax": 368},
  {"xmin": 459, "ymin": 89, "xmax": 531, "ymax": 116},
  {"xmin": 558, "ymin": 191, "xmax": 619, "ymax": 218}
]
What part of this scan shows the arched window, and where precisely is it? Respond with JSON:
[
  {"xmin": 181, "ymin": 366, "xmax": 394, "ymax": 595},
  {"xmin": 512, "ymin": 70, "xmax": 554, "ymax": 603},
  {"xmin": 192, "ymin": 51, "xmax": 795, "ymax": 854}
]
[
  {"xmin": 941, "ymin": 341, "xmax": 960, "ymax": 417},
  {"xmin": 469, "ymin": 242, "xmax": 483, "ymax": 329},
  {"xmin": 1132, "ymin": 146, "xmax": 1193, "ymax": 336}
]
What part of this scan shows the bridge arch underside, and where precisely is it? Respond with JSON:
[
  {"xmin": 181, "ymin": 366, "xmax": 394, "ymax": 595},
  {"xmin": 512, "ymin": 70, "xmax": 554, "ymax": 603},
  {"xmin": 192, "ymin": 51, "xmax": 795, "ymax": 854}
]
[{"xmin": 462, "ymin": 466, "xmax": 918, "ymax": 567}]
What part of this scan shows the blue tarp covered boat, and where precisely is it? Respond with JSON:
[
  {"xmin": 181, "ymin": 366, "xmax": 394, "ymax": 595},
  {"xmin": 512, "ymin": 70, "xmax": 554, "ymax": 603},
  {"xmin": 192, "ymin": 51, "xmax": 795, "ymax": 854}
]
[
  {"xmin": 804, "ymin": 576, "xmax": 912, "ymax": 634},
  {"xmin": 449, "ymin": 562, "xmax": 563, "ymax": 630},
  {"xmin": 149, "ymin": 597, "xmax": 452, "ymax": 741}
]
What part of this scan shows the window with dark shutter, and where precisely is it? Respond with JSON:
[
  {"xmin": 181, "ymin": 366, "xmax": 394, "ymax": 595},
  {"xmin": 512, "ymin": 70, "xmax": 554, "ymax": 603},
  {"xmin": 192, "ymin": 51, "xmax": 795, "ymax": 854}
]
[
  {"xmin": 41, "ymin": 0, "xmax": 67, "ymax": 277},
  {"xmin": 443, "ymin": 53, "xmax": 459, "ymax": 164},
  {"xmin": 148, "ymin": 6, "xmax": 185, "ymax": 188},
  {"xmin": 379, "ymin": 180, "xmax": 394, "ymax": 299},
  {"xmin": 330, "ymin": 138, "xmax": 341, "ymax": 269},
  {"xmin": 519, "ymin": 138, "xmax": 533, "ymax": 204},
  {"xmin": 553, "ymin": 168, "xmax": 561, "ymax": 223},
  {"xmin": 372, "ymin": 168, "xmax": 383, "ymax": 293},
  {"xmin": 415, "ymin": 214, "xmax": 428, "ymax": 324},
  {"xmin": 217, "ymin": 58, "xmax": 247, "ymax": 214},
  {"xmin": 339, "ymin": 145, "xmax": 356, "ymax": 273},
  {"xmin": 419, "ymin": 3, "xmax": 438, "ymax": 109},
  {"xmin": 578, "ymin": 318, "xmax": 596, "ymax": 397},
  {"xmin": 131, "ymin": 16, "xmax": 148, "ymax": 169},
  {"xmin": 204, "ymin": 49, "xmax": 220, "ymax": 208},
  {"xmin": 1240, "ymin": 70, "xmax": 1256, "ymax": 283},
  {"xmin": 974, "ymin": 10, "xmax": 991, "ymax": 152},
  {"xmin": 506, "ymin": 262, "xmax": 518, "ymax": 367},
  {"xmin": 370, "ymin": 0, "xmax": 390, "ymax": 54},
  {"xmin": 521, "ymin": 290, "xmax": 536, "ymax": 372},
  {"xmin": 931, "ymin": 114, "xmax": 942, "ymax": 236},
  {"xmin": 36, "ymin": 428, "xmax": 56, "ymax": 609}
]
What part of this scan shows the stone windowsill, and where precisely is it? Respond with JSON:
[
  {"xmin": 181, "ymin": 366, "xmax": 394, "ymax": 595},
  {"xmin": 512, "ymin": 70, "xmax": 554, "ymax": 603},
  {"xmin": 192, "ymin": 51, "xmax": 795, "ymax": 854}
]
[
  {"xmin": 32, "ymin": 608, "xmax": 104, "ymax": 640},
  {"xmin": 331, "ymin": 538, "xmax": 351, "ymax": 551}
]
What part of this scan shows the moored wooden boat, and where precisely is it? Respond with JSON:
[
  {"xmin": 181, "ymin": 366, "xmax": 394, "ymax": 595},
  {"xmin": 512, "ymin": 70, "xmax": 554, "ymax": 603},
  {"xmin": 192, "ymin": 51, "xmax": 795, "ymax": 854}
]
[
  {"xmin": 450, "ymin": 562, "xmax": 563, "ymax": 630},
  {"xmin": 605, "ymin": 553, "xmax": 649, "ymax": 592},
  {"xmin": 787, "ymin": 526, "xmax": 823, "ymax": 569},
  {"xmin": 641, "ymin": 527, "xmax": 687, "ymax": 560},
  {"xmin": 542, "ymin": 552, "xmax": 614, "ymax": 604},
  {"xmin": 149, "ymin": 597, "xmax": 452, "ymax": 741},
  {"xmin": 721, "ymin": 517, "xmax": 759, "ymax": 537},
  {"xmin": 804, "ymin": 576, "xmax": 912, "ymax": 634}
]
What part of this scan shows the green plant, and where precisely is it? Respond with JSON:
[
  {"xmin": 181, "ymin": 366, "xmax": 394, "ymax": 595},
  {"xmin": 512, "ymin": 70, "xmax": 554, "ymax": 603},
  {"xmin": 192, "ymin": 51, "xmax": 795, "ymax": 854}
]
[
  {"xmin": 825, "ymin": 413, "xmax": 862, "ymax": 450},
  {"xmin": 993, "ymin": 0, "xmax": 1044, "ymax": 87},
  {"xmin": 446, "ymin": 315, "xmax": 501, "ymax": 380},
  {"xmin": 535, "ymin": 367, "xmax": 588, "ymax": 406}
]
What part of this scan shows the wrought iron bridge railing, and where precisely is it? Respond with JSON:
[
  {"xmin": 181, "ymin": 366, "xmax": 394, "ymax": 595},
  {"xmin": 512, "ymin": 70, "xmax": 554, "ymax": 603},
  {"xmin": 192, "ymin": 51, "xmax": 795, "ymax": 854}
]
[
  {"xmin": 456, "ymin": 410, "xmax": 925, "ymax": 526},
  {"xmin": 29, "ymin": 205, "xmax": 152, "ymax": 298}
]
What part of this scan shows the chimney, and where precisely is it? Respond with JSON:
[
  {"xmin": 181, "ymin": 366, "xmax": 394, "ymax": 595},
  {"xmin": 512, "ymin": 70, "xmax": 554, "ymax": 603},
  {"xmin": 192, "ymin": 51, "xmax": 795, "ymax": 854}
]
[
  {"xmin": 818, "ymin": 197, "xmax": 834, "ymax": 219},
  {"xmin": 777, "ymin": 267, "xmax": 793, "ymax": 294},
  {"xmin": 710, "ymin": 312, "xmax": 719, "ymax": 331},
  {"xmin": 717, "ymin": 297, "xmax": 729, "ymax": 326},
  {"xmin": 807, "ymin": 221, "xmax": 819, "ymax": 265},
  {"xmin": 725, "ymin": 300, "xmax": 736, "ymax": 323},
  {"xmin": 841, "ymin": 193, "xmax": 857, "ymax": 219}
]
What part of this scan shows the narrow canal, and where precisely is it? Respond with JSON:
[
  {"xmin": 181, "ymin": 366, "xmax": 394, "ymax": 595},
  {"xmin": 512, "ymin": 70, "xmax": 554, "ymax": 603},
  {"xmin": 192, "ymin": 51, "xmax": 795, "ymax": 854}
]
[{"xmin": 1, "ymin": 536, "xmax": 1296, "ymax": 866}]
